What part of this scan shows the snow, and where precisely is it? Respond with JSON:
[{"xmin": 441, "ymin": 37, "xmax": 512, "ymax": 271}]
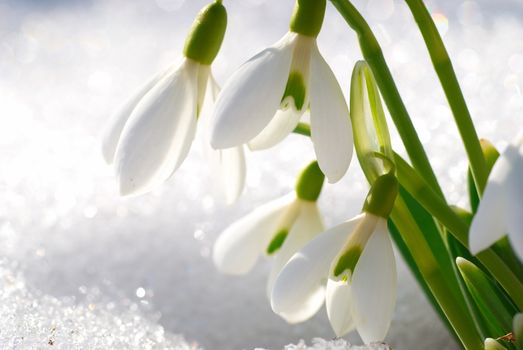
[
  {"xmin": 262, "ymin": 339, "xmax": 391, "ymax": 350},
  {"xmin": 0, "ymin": 0, "xmax": 522, "ymax": 349}
]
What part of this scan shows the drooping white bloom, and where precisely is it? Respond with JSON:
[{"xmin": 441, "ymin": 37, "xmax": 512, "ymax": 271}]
[
  {"xmin": 213, "ymin": 193, "xmax": 324, "ymax": 295},
  {"xmin": 101, "ymin": 59, "xmax": 245, "ymax": 202},
  {"xmin": 271, "ymin": 212, "xmax": 397, "ymax": 344},
  {"xmin": 469, "ymin": 131, "xmax": 523, "ymax": 260},
  {"xmin": 210, "ymin": 32, "xmax": 353, "ymax": 183}
]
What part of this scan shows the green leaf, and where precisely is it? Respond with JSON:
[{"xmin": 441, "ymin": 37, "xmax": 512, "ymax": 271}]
[
  {"xmin": 388, "ymin": 219, "xmax": 460, "ymax": 344},
  {"xmin": 457, "ymin": 257, "xmax": 516, "ymax": 338},
  {"xmin": 389, "ymin": 187, "xmax": 468, "ymax": 344}
]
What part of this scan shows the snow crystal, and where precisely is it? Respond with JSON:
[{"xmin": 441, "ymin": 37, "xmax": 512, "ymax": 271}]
[
  {"xmin": 0, "ymin": 260, "xmax": 199, "ymax": 350},
  {"xmin": 278, "ymin": 338, "xmax": 390, "ymax": 350}
]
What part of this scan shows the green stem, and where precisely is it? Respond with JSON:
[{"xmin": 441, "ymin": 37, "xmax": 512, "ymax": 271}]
[
  {"xmin": 293, "ymin": 122, "xmax": 311, "ymax": 137},
  {"xmin": 395, "ymin": 153, "xmax": 523, "ymax": 310},
  {"xmin": 403, "ymin": 0, "xmax": 488, "ymax": 195},
  {"xmin": 329, "ymin": 0, "xmax": 443, "ymax": 198}
]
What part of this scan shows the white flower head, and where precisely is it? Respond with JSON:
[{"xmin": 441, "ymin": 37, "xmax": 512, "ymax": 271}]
[
  {"xmin": 213, "ymin": 193, "xmax": 324, "ymax": 292},
  {"xmin": 213, "ymin": 161, "xmax": 325, "ymax": 295},
  {"xmin": 210, "ymin": 2, "xmax": 352, "ymax": 183},
  {"xmin": 270, "ymin": 212, "xmax": 396, "ymax": 343},
  {"xmin": 271, "ymin": 172, "xmax": 399, "ymax": 343},
  {"xmin": 100, "ymin": 1, "xmax": 245, "ymax": 202},
  {"xmin": 469, "ymin": 132, "xmax": 523, "ymax": 260}
]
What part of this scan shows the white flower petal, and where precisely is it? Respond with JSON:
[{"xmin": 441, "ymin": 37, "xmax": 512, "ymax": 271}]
[
  {"xmin": 326, "ymin": 278, "xmax": 355, "ymax": 337},
  {"xmin": 101, "ymin": 65, "xmax": 175, "ymax": 164},
  {"xmin": 196, "ymin": 65, "xmax": 211, "ymax": 114},
  {"xmin": 198, "ymin": 73, "xmax": 246, "ymax": 205},
  {"xmin": 248, "ymin": 106, "xmax": 304, "ymax": 150},
  {"xmin": 504, "ymin": 143, "xmax": 523, "ymax": 260},
  {"xmin": 309, "ymin": 44, "xmax": 352, "ymax": 183},
  {"xmin": 114, "ymin": 59, "xmax": 199, "ymax": 196},
  {"xmin": 351, "ymin": 218, "xmax": 396, "ymax": 344},
  {"xmin": 217, "ymin": 147, "xmax": 246, "ymax": 205},
  {"xmin": 266, "ymin": 202, "xmax": 324, "ymax": 298},
  {"xmin": 213, "ymin": 194, "xmax": 294, "ymax": 275},
  {"xmin": 210, "ymin": 33, "xmax": 296, "ymax": 148},
  {"xmin": 208, "ymin": 72, "xmax": 221, "ymax": 101},
  {"xmin": 198, "ymin": 70, "xmax": 221, "ymax": 128},
  {"xmin": 271, "ymin": 214, "xmax": 364, "ymax": 323},
  {"xmin": 469, "ymin": 156, "xmax": 510, "ymax": 254}
]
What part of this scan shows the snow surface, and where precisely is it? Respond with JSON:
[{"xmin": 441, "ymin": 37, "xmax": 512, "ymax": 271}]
[{"xmin": 0, "ymin": 0, "xmax": 522, "ymax": 349}]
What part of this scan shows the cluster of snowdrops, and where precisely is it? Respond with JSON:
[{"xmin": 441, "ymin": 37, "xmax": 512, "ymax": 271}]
[{"xmin": 101, "ymin": 0, "xmax": 523, "ymax": 348}]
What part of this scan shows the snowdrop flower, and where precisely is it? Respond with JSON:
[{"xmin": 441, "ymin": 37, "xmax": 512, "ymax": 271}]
[
  {"xmin": 213, "ymin": 161, "xmax": 325, "ymax": 295},
  {"xmin": 469, "ymin": 132, "xmax": 523, "ymax": 260},
  {"xmin": 101, "ymin": 1, "xmax": 245, "ymax": 203},
  {"xmin": 271, "ymin": 173, "xmax": 398, "ymax": 343},
  {"xmin": 210, "ymin": 0, "xmax": 352, "ymax": 183}
]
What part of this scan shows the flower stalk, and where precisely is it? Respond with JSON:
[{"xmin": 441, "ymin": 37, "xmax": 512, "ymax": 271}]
[{"xmin": 403, "ymin": 0, "xmax": 488, "ymax": 195}]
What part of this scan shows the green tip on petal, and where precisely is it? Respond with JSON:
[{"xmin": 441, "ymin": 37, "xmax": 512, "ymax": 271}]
[
  {"xmin": 266, "ymin": 229, "xmax": 289, "ymax": 255},
  {"xmin": 183, "ymin": 1, "xmax": 227, "ymax": 65},
  {"xmin": 289, "ymin": 0, "xmax": 326, "ymax": 38},
  {"xmin": 363, "ymin": 173, "xmax": 398, "ymax": 218},
  {"xmin": 282, "ymin": 71, "xmax": 306, "ymax": 111},
  {"xmin": 333, "ymin": 245, "xmax": 362, "ymax": 278},
  {"xmin": 295, "ymin": 161, "xmax": 325, "ymax": 202}
]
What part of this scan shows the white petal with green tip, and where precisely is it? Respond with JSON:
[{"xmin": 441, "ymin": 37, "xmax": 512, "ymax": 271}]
[
  {"xmin": 271, "ymin": 214, "xmax": 364, "ymax": 323},
  {"xmin": 248, "ymin": 106, "xmax": 304, "ymax": 150},
  {"xmin": 210, "ymin": 33, "xmax": 296, "ymax": 148},
  {"xmin": 266, "ymin": 202, "xmax": 323, "ymax": 298},
  {"xmin": 213, "ymin": 194, "xmax": 294, "ymax": 275}
]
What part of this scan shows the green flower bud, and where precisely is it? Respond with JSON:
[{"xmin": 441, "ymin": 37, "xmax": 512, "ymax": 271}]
[
  {"xmin": 363, "ymin": 172, "xmax": 398, "ymax": 218},
  {"xmin": 289, "ymin": 0, "xmax": 326, "ymax": 38},
  {"xmin": 350, "ymin": 61, "xmax": 394, "ymax": 182},
  {"xmin": 183, "ymin": 1, "xmax": 227, "ymax": 65},
  {"xmin": 295, "ymin": 161, "xmax": 325, "ymax": 202}
]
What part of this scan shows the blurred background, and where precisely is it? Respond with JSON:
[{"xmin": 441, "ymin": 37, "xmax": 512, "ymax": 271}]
[{"xmin": 1, "ymin": 0, "xmax": 523, "ymax": 348}]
